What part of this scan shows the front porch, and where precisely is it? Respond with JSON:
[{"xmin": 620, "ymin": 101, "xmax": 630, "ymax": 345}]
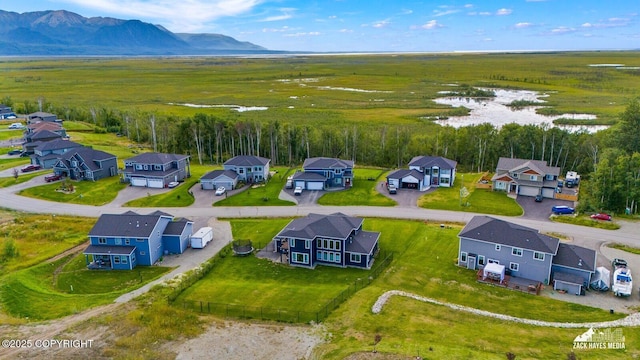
[{"xmin": 476, "ymin": 269, "xmax": 542, "ymax": 295}]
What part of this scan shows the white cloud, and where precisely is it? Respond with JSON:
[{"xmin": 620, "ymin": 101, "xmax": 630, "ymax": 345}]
[
  {"xmin": 550, "ymin": 26, "xmax": 576, "ymax": 34},
  {"xmin": 373, "ymin": 20, "xmax": 390, "ymax": 28},
  {"xmin": 421, "ymin": 20, "xmax": 442, "ymax": 30},
  {"xmin": 515, "ymin": 22, "xmax": 533, "ymax": 29},
  {"xmin": 259, "ymin": 7, "xmax": 296, "ymax": 22},
  {"xmin": 479, "ymin": 12, "xmax": 492, "ymax": 16},
  {"xmin": 496, "ymin": 8, "xmax": 512, "ymax": 16},
  {"xmin": 581, "ymin": 22, "xmax": 593, "ymax": 28},
  {"xmin": 433, "ymin": 9, "xmax": 459, "ymax": 17},
  {"xmin": 284, "ymin": 32, "xmax": 320, "ymax": 37},
  {"xmin": 464, "ymin": 4, "xmax": 473, "ymax": 8}
]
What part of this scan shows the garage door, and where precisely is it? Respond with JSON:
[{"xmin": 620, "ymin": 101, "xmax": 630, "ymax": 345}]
[
  {"xmin": 542, "ymin": 187, "xmax": 555, "ymax": 198},
  {"xmin": 518, "ymin": 186, "xmax": 539, "ymax": 197},
  {"xmin": 147, "ymin": 179, "xmax": 164, "ymax": 188},
  {"xmin": 307, "ymin": 181, "xmax": 324, "ymax": 190},
  {"xmin": 294, "ymin": 180, "xmax": 306, "ymax": 188},
  {"xmin": 131, "ymin": 177, "xmax": 147, "ymax": 187},
  {"xmin": 387, "ymin": 179, "xmax": 400, "ymax": 188},
  {"xmin": 214, "ymin": 181, "xmax": 233, "ymax": 189}
]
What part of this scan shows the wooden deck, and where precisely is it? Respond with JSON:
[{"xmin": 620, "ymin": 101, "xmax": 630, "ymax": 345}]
[{"xmin": 476, "ymin": 269, "xmax": 542, "ymax": 295}]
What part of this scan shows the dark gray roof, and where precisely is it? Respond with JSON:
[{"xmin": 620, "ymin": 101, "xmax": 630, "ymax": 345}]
[
  {"xmin": 275, "ymin": 213, "xmax": 364, "ymax": 240},
  {"xmin": 84, "ymin": 245, "xmax": 136, "ymax": 255},
  {"xmin": 496, "ymin": 157, "xmax": 560, "ymax": 176},
  {"xmin": 59, "ymin": 147, "xmax": 116, "ymax": 171},
  {"xmin": 164, "ymin": 219, "xmax": 192, "ymax": 236},
  {"xmin": 89, "ymin": 213, "xmax": 173, "ymax": 238},
  {"xmin": 409, "ymin": 155, "xmax": 457, "ymax": 169},
  {"xmin": 126, "ymin": 152, "xmax": 189, "ymax": 164},
  {"xmin": 459, "ymin": 216, "xmax": 560, "ymax": 254},
  {"xmin": 201, "ymin": 169, "xmax": 239, "ymax": 180},
  {"xmin": 553, "ymin": 271, "xmax": 585, "ymax": 286},
  {"xmin": 224, "ymin": 155, "xmax": 270, "ymax": 167},
  {"xmin": 292, "ymin": 171, "xmax": 327, "ymax": 181},
  {"xmin": 386, "ymin": 168, "xmax": 424, "ymax": 180},
  {"xmin": 30, "ymin": 129, "xmax": 62, "ymax": 140},
  {"xmin": 552, "ymin": 243, "xmax": 596, "ymax": 273},
  {"xmin": 34, "ymin": 139, "xmax": 82, "ymax": 152},
  {"xmin": 303, "ymin": 157, "xmax": 354, "ymax": 169},
  {"xmin": 345, "ymin": 230, "xmax": 379, "ymax": 254}
]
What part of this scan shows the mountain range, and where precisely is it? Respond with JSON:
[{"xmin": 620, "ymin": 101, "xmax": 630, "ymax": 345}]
[{"xmin": 0, "ymin": 10, "xmax": 270, "ymax": 55}]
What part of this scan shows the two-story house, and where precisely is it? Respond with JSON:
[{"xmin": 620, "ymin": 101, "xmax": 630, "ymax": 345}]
[
  {"xmin": 492, "ymin": 157, "xmax": 560, "ymax": 198},
  {"xmin": 273, "ymin": 213, "xmax": 380, "ymax": 269},
  {"xmin": 123, "ymin": 152, "xmax": 191, "ymax": 188},
  {"xmin": 53, "ymin": 147, "xmax": 118, "ymax": 181},
  {"xmin": 292, "ymin": 157, "xmax": 354, "ymax": 190},
  {"xmin": 22, "ymin": 129, "xmax": 64, "ymax": 155},
  {"xmin": 0, "ymin": 104, "xmax": 17, "ymax": 120},
  {"xmin": 387, "ymin": 156, "xmax": 457, "ymax": 191},
  {"xmin": 222, "ymin": 155, "xmax": 270, "ymax": 183},
  {"xmin": 27, "ymin": 111, "xmax": 60, "ymax": 124},
  {"xmin": 83, "ymin": 211, "xmax": 193, "ymax": 270},
  {"xmin": 30, "ymin": 139, "xmax": 83, "ymax": 169},
  {"xmin": 458, "ymin": 216, "xmax": 596, "ymax": 294}
]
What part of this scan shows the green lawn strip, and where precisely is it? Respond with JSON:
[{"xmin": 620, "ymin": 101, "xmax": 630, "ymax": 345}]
[
  {"xmin": 0, "ymin": 129, "xmax": 23, "ymax": 142},
  {"xmin": 213, "ymin": 167, "xmax": 295, "ymax": 206},
  {"xmin": 17, "ymin": 176, "xmax": 127, "ymax": 206},
  {"xmin": 551, "ymin": 215, "xmax": 621, "ymax": 230},
  {"xmin": 608, "ymin": 243, "xmax": 640, "ymax": 255},
  {"xmin": 418, "ymin": 173, "xmax": 523, "ymax": 216},
  {"xmin": 0, "ymin": 254, "xmax": 172, "ymax": 320},
  {"xmin": 0, "ymin": 214, "xmax": 95, "ymax": 272},
  {"xmin": 0, "ymin": 170, "xmax": 46, "ymax": 188},
  {"xmin": 317, "ymin": 168, "xmax": 396, "ymax": 206},
  {"xmin": 0, "ymin": 156, "xmax": 30, "ymax": 171}
]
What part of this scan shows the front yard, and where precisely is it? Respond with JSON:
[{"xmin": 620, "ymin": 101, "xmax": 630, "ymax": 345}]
[{"xmin": 317, "ymin": 168, "xmax": 396, "ymax": 206}]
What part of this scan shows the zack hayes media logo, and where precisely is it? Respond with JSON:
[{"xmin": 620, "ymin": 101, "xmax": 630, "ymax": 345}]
[{"xmin": 573, "ymin": 327, "xmax": 626, "ymax": 350}]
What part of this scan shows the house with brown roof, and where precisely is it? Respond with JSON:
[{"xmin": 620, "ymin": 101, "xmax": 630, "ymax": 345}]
[{"xmin": 492, "ymin": 157, "xmax": 560, "ymax": 198}]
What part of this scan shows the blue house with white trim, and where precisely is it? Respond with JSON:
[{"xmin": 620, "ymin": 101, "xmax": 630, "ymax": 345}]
[
  {"xmin": 273, "ymin": 213, "xmax": 379, "ymax": 269},
  {"xmin": 292, "ymin": 157, "xmax": 354, "ymax": 190},
  {"xmin": 84, "ymin": 211, "xmax": 193, "ymax": 270}
]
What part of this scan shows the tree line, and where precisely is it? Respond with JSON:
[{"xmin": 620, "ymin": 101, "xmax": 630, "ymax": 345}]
[{"xmin": 3, "ymin": 96, "xmax": 639, "ymax": 214}]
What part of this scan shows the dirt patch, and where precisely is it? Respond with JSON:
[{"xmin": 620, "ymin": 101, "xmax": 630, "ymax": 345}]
[{"xmin": 174, "ymin": 321, "xmax": 326, "ymax": 360}]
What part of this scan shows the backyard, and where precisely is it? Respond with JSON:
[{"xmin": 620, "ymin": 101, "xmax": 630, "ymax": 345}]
[{"xmin": 317, "ymin": 167, "xmax": 396, "ymax": 206}]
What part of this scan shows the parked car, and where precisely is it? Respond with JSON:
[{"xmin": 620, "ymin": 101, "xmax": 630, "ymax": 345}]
[
  {"xmin": 168, "ymin": 181, "xmax": 179, "ymax": 188},
  {"xmin": 20, "ymin": 164, "xmax": 41, "ymax": 173},
  {"xmin": 590, "ymin": 213, "xmax": 612, "ymax": 221},
  {"xmin": 535, "ymin": 194, "xmax": 543, "ymax": 202},
  {"xmin": 294, "ymin": 186, "xmax": 303, "ymax": 196},
  {"xmin": 7, "ymin": 149, "xmax": 22, "ymax": 156},
  {"xmin": 8, "ymin": 122, "xmax": 24, "ymax": 129},
  {"xmin": 285, "ymin": 176, "xmax": 294, "ymax": 189},
  {"xmin": 557, "ymin": 180, "xmax": 564, "ymax": 188},
  {"xmin": 612, "ymin": 258, "xmax": 628, "ymax": 269},
  {"xmin": 388, "ymin": 184, "xmax": 397, "ymax": 194},
  {"xmin": 215, "ymin": 187, "xmax": 226, "ymax": 196},
  {"xmin": 44, "ymin": 173, "xmax": 62, "ymax": 182},
  {"xmin": 552, "ymin": 205, "xmax": 575, "ymax": 215}
]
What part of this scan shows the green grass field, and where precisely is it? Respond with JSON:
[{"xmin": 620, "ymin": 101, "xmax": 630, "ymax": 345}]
[
  {"xmin": 18, "ymin": 176, "xmax": 127, "ymax": 206},
  {"xmin": 213, "ymin": 167, "xmax": 296, "ymax": 206},
  {"xmin": 551, "ymin": 214, "xmax": 621, "ymax": 230},
  {"xmin": 317, "ymin": 168, "xmax": 396, "ymax": 206},
  {"xmin": 418, "ymin": 173, "xmax": 523, "ymax": 216}
]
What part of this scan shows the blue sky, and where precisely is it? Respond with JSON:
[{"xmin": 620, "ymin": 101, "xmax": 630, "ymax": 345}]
[{"xmin": 2, "ymin": 0, "xmax": 638, "ymax": 52}]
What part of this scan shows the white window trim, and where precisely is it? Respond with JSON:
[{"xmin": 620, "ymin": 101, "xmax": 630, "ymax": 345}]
[
  {"xmin": 533, "ymin": 252, "xmax": 545, "ymax": 261},
  {"xmin": 292, "ymin": 252, "xmax": 309, "ymax": 265},
  {"xmin": 495, "ymin": 244, "xmax": 501, "ymax": 251},
  {"xmin": 510, "ymin": 262, "xmax": 519, "ymax": 271},
  {"xmin": 512, "ymin": 247, "xmax": 523, "ymax": 257},
  {"xmin": 478, "ymin": 255, "xmax": 485, "ymax": 266},
  {"xmin": 460, "ymin": 251, "xmax": 468, "ymax": 263}
]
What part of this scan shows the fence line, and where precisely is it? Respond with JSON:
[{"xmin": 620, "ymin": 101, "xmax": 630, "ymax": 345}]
[{"xmin": 169, "ymin": 251, "xmax": 394, "ymax": 323}]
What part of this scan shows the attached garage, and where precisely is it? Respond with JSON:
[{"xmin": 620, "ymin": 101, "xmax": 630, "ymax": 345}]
[
  {"xmin": 542, "ymin": 187, "xmax": 555, "ymax": 198},
  {"xmin": 294, "ymin": 180, "xmax": 306, "ymax": 189},
  {"xmin": 131, "ymin": 177, "xmax": 147, "ymax": 187},
  {"xmin": 147, "ymin": 178, "xmax": 164, "ymax": 189},
  {"xmin": 518, "ymin": 186, "xmax": 540, "ymax": 197},
  {"xmin": 292, "ymin": 171, "xmax": 326, "ymax": 190},
  {"xmin": 200, "ymin": 170, "xmax": 239, "ymax": 190},
  {"xmin": 306, "ymin": 181, "xmax": 324, "ymax": 190}
]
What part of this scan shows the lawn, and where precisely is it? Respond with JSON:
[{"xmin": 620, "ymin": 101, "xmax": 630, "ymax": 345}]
[
  {"xmin": 609, "ymin": 243, "xmax": 640, "ymax": 255},
  {"xmin": 317, "ymin": 168, "xmax": 396, "ymax": 206},
  {"xmin": 551, "ymin": 214, "xmax": 621, "ymax": 230},
  {"xmin": 0, "ymin": 156, "xmax": 30, "ymax": 172},
  {"xmin": 213, "ymin": 167, "xmax": 296, "ymax": 206},
  {"xmin": 418, "ymin": 173, "xmax": 523, "ymax": 216},
  {"xmin": 18, "ymin": 176, "xmax": 127, "ymax": 206},
  {"xmin": 0, "ymin": 169, "xmax": 47, "ymax": 188},
  {"xmin": 0, "ymin": 253, "xmax": 171, "ymax": 320}
]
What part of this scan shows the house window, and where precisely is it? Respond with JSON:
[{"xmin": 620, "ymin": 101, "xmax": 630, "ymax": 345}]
[
  {"xmin": 305, "ymin": 240, "xmax": 310, "ymax": 249},
  {"xmin": 336, "ymin": 253, "xmax": 341, "ymax": 263},
  {"xmin": 488, "ymin": 259, "xmax": 499, "ymax": 264},
  {"xmin": 98, "ymin": 237, "xmax": 107, "ymax": 244},
  {"xmin": 290, "ymin": 239, "xmax": 295, "ymax": 248},
  {"xmin": 510, "ymin": 262, "xmax": 519, "ymax": 272},
  {"xmin": 135, "ymin": 164, "xmax": 143, "ymax": 170},
  {"xmin": 512, "ymin": 173, "xmax": 518, "ymax": 179},
  {"xmin": 143, "ymin": 165, "xmax": 149, "ymax": 170},
  {"xmin": 131, "ymin": 253, "xmax": 136, "ymax": 262},
  {"xmin": 316, "ymin": 239, "xmax": 322, "ymax": 248},
  {"xmin": 334, "ymin": 169, "xmax": 342, "ymax": 174},
  {"xmin": 317, "ymin": 250, "xmax": 322, "ymax": 260},
  {"xmin": 329, "ymin": 253, "xmax": 334, "ymax": 262},
  {"xmin": 125, "ymin": 239, "xmax": 130, "ymax": 245},
  {"xmin": 478, "ymin": 255, "xmax": 486, "ymax": 266},
  {"xmin": 440, "ymin": 177, "xmax": 450, "ymax": 185},
  {"xmin": 329, "ymin": 241, "xmax": 334, "ymax": 250},
  {"xmin": 292, "ymin": 252, "xmax": 309, "ymax": 264},
  {"xmin": 154, "ymin": 165, "xmax": 162, "ymax": 170},
  {"xmin": 460, "ymin": 252, "xmax": 468, "ymax": 263},
  {"xmin": 114, "ymin": 256, "xmax": 120, "ymax": 264},
  {"xmin": 533, "ymin": 252, "xmax": 545, "ymax": 261},
  {"xmin": 121, "ymin": 256, "xmax": 128, "ymax": 264},
  {"xmin": 495, "ymin": 244, "xmax": 501, "ymax": 251},
  {"xmin": 350, "ymin": 253, "xmax": 361, "ymax": 263},
  {"xmin": 238, "ymin": 168, "xmax": 244, "ymax": 174},
  {"xmin": 335, "ymin": 242, "xmax": 340, "ymax": 251},
  {"xmin": 512, "ymin": 247, "xmax": 523, "ymax": 257},
  {"xmin": 115, "ymin": 238, "xmax": 122, "ymax": 245},
  {"xmin": 530, "ymin": 175, "xmax": 537, "ymax": 181}
]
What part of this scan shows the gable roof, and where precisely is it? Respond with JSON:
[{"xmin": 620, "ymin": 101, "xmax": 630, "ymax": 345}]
[
  {"xmin": 345, "ymin": 230, "xmax": 380, "ymax": 254},
  {"xmin": 303, "ymin": 157, "xmax": 354, "ymax": 169},
  {"xmin": 28, "ymin": 122, "xmax": 63, "ymax": 132},
  {"xmin": 386, "ymin": 168, "xmax": 424, "ymax": 181},
  {"xmin": 275, "ymin": 213, "xmax": 363, "ymax": 240},
  {"xmin": 201, "ymin": 169, "xmax": 239, "ymax": 180},
  {"xmin": 163, "ymin": 219, "xmax": 193, "ymax": 236},
  {"xmin": 34, "ymin": 138, "xmax": 82, "ymax": 152},
  {"xmin": 409, "ymin": 155, "xmax": 457, "ymax": 169},
  {"xmin": 459, "ymin": 216, "xmax": 560, "ymax": 254},
  {"xmin": 126, "ymin": 152, "xmax": 189, "ymax": 164},
  {"xmin": 552, "ymin": 243, "xmax": 596, "ymax": 273},
  {"xmin": 224, "ymin": 155, "xmax": 270, "ymax": 167},
  {"xmin": 292, "ymin": 171, "xmax": 327, "ymax": 181},
  {"xmin": 89, "ymin": 212, "xmax": 173, "ymax": 238},
  {"xmin": 496, "ymin": 157, "xmax": 560, "ymax": 176},
  {"xmin": 58, "ymin": 147, "xmax": 116, "ymax": 170},
  {"xmin": 30, "ymin": 129, "xmax": 62, "ymax": 141}
]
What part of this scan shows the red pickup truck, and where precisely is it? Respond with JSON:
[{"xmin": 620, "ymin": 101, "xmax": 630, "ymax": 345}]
[{"xmin": 45, "ymin": 173, "xmax": 62, "ymax": 182}]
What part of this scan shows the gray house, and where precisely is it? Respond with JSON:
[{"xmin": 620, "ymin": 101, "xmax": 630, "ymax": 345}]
[
  {"xmin": 123, "ymin": 152, "xmax": 191, "ymax": 188},
  {"xmin": 27, "ymin": 111, "xmax": 59, "ymax": 124},
  {"xmin": 31, "ymin": 139, "xmax": 83, "ymax": 169},
  {"xmin": 53, "ymin": 147, "xmax": 118, "ymax": 181},
  {"xmin": 458, "ymin": 216, "xmax": 560, "ymax": 284},
  {"xmin": 492, "ymin": 157, "xmax": 560, "ymax": 198},
  {"xmin": 551, "ymin": 243, "xmax": 596, "ymax": 295},
  {"xmin": 223, "ymin": 155, "xmax": 270, "ymax": 183},
  {"xmin": 200, "ymin": 169, "xmax": 239, "ymax": 190}
]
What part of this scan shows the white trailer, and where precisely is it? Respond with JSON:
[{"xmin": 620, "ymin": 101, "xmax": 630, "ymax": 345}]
[{"xmin": 190, "ymin": 227, "xmax": 213, "ymax": 249}]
